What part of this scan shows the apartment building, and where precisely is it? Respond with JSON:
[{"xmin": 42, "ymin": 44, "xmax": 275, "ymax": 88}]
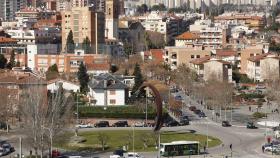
[
  {"xmin": 139, "ymin": 11, "xmax": 186, "ymax": 44},
  {"xmin": 0, "ymin": 0, "xmax": 27, "ymax": 21},
  {"xmin": 175, "ymin": 27, "xmax": 227, "ymax": 50},
  {"xmin": 214, "ymin": 12, "xmax": 266, "ymax": 32},
  {"xmin": 61, "ymin": 6, "xmax": 105, "ymax": 54},
  {"xmin": 203, "ymin": 58, "xmax": 232, "ymax": 82},
  {"xmin": 163, "ymin": 46, "xmax": 211, "ymax": 70},
  {"xmin": 189, "ymin": 56, "xmax": 211, "ymax": 77}
]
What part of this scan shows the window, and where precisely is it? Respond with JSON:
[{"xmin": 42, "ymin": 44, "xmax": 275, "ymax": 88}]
[
  {"xmin": 191, "ymin": 55, "xmax": 194, "ymax": 59},
  {"xmin": 110, "ymin": 99, "xmax": 116, "ymax": 104},
  {"xmin": 196, "ymin": 55, "xmax": 200, "ymax": 58},
  {"xmin": 110, "ymin": 90, "xmax": 116, "ymax": 95}
]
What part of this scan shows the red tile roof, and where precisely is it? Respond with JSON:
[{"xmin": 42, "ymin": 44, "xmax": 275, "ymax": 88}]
[
  {"xmin": 0, "ymin": 37, "xmax": 17, "ymax": 43},
  {"xmin": 247, "ymin": 54, "xmax": 267, "ymax": 62},
  {"xmin": 150, "ymin": 49, "xmax": 164, "ymax": 62},
  {"xmin": 190, "ymin": 56, "xmax": 211, "ymax": 65},
  {"xmin": 176, "ymin": 32, "xmax": 199, "ymax": 40},
  {"xmin": 0, "ymin": 72, "xmax": 46, "ymax": 85},
  {"xmin": 86, "ymin": 63, "xmax": 110, "ymax": 71}
]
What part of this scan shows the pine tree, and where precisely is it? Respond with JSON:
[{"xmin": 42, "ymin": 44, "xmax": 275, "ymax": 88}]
[
  {"xmin": 6, "ymin": 51, "xmax": 15, "ymax": 69},
  {"xmin": 66, "ymin": 30, "xmax": 75, "ymax": 53},
  {"xmin": 132, "ymin": 63, "xmax": 144, "ymax": 94},
  {"xmin": 0, "ymin": 54, "xmax": 7, "ymax": 69},
  {"xmin": 77, "ymin": 63, "xmax": 89, "ymax": 94},
  {"xmin": 48, "ymin": 64, "xmax": 58, "ymax": 72},
  {"xmin": 82, "ymin": 37, "xmax": 91, "ymax": 54}
]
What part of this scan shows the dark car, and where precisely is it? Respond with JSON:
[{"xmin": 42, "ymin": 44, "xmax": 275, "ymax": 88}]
[
  {"xmin": 112, "ymin": 121, "xmax": 128, "ymax": 127},
  {"xmin": 194, "ymin": 109, "xmax": 202, "ymax": 115},
  {"xmin": 113, "ymin": 149, "xmax": 126, "ymax": 156},
  {"xmin": 166, "ymin": 120, "xmax": 180, "ymax": 127},
  {"xmin": 179, "ymin": 119, "xmax": 190, "ymax": 126},
  {"xmin": 175, "ymin": 95, "xmax": 183, "ymax": 101},
  {"xmin": 198, "ymin": 112, "xmax": 206, "ymax": 118},
  {"xmin": 94, "ymin": 121, "xmax": 109, "ymax": 127},
  {"xmin": 189, "ymin": 106, "xmax": 196, "ymax": 111},
  {"xmin": 246, "ymin": 122, "xmax": 258, "ymax": 129},
  {"xmin": 180, "ymin": 115, "xmax": 189, "ymax": 121},
  {"xmin": 222, "ymin": 121, "xmax": 231, "ymax": 127}
]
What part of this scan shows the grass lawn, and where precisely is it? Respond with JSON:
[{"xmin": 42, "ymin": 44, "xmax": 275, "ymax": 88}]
[{"xmin": 54, "ymin": 130, "xmax": 221, "ymax": 152}]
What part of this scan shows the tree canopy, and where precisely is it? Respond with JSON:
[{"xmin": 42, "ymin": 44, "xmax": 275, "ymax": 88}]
[
  {"xmin": 132, "ymin": 63, "xmax": 144, "ymax": 94},
  {"xmin": 77, "ymin": 63, "xmax": 89, "ymax": 94},
  {"xmin": 66, "ymin": 30, "xmax": 75, "ymax": 53},
  {"xmin": 0, "ymin": 54, "xmax": 7, "ymax": 69}
]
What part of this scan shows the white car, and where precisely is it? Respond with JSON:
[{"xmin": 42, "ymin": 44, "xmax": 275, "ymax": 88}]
[
  {"xmin": 125, "ymin": 152, "xmax": 143, "ymax": 158},
  {"xmin": 75, "ymin": 124, "xmax": 92, "ymax": 128},
  {"xmin": 264, "ymin": 145, "xmax": 280, "ymax": 152},
  {"xmin": 133, "ymin": 122, "xmax": 145, "ymax": 127},
  {"xmin": 110, "ymin": 155, "xmax": 121, "ymax": 158}
]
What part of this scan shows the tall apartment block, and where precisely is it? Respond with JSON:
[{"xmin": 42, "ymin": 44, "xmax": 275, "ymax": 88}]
[
  {"xmin": 0, "ymin": 0, "xmax": 27, "ymax": 21},
  {"xmin": 62, "ymin": 6, "xmax": 105, "ymax": 54}
]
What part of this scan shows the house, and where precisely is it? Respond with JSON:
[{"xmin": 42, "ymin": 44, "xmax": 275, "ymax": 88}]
[
  {"xmin": 47, "ymin": 78, "xmax": 80, "ymax": 93},
  {"xmin": 88, "ymin": 74, "xmax": 129, "ymax": 106},
  {"xmin": 189, "ymin": 56, "xmax": 211, "ymax": 78},
  {"xmin": 246, "ymin": 54, "xmax": 280, "ymax": 82},
  {"xmin": 203, "ymin": 58, "xmax": 232, "ymax": 82},
  {"xmin": 215, "ymin": 50, "xmax": 239, "ymax": 65}
]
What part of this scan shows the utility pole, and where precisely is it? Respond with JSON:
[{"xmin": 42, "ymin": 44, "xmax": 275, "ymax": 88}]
[
  {"xmin": 145, "ymin": 88, "xmax": 148, "ymax": 125},
  {"xmin": 19, "ymin": 137, "xmax": 22, "ymax": 158},
  {"xmin": 158, "ymin": 132, "xmax": 161, "ymax": 158}
]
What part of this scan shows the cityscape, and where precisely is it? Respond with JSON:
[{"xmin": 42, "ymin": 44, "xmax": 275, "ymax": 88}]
[{"xmin": 1, "ymin": 0, "xmax": 280, "ymax": 158}]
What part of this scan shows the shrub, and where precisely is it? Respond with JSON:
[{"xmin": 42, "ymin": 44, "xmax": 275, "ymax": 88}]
[
  {"xmin": 78, "ymin": 106, "xmax": 167, "ymax": 119},
  {"xmin": 252, "ymin": 112, "xmax": 266, "ymax": 119}
]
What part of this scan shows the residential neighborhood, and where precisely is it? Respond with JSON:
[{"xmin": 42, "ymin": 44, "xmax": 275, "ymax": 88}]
[{"xmin": 2, "ymin": 0, "xmax": 280, "ymax": 158}]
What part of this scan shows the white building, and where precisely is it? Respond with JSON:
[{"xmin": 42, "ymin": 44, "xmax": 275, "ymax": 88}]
[
  {"xmin": 47, "ymin": 78, "xmax": 80, "ymax": 93},
  {"xmin": 203, "ymin": 58, "xmax": 233, "ymax": 82},
  {"xmin": 88, "ymin": 73, "xmax": 128, "ymax": 106}
]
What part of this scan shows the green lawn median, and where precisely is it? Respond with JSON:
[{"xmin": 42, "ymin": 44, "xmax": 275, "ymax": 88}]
[{"xmin": 54, "ymin": 130, "xmax": 221, "ymax": 152}]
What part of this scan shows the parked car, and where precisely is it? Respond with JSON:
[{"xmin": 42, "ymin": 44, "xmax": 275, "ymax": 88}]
[
  {"xmin": 112, "ymin": 121, "xmax": 128, "ymax": 127},
  {"xmin": 146, "ymin": 122, "xmax": 155, "ymax": 127},
  {"xmin": 2, "ymin": 143, "xmax": 14, "ymax": 154},
  {"xmin": 222, "ymin": 121, "xmax": 231, "ymax": 127},
  {"xmin": 189, "ymin": 106, "xmax": 196, "ymax": 111},
  {"xmin": 179, "ymin": 115, "xmax": 189, "ymax": 121},
  {"xmin": 113, "ymin": 149, "xmax": 125, "ymax": 157},
  {"xmin": 125, "ymin": 152, "xmax": 143, "ymax": 158},
  {"xmin": 110, "ymin": 155, "xmax": 121, "ymax": 158},
  {"xmin": 198, "ymin": 112, "xmax": 206, "ymax": 118},
  {"xmin": 94, "ymin": 121, "xmax": 109, "ymax": 127},
  {"xmin": 133, "ymin": 122, "xmax": 145, "ymax": 127},
  {"xmin": 175, "ymin": 95, "xmax": 183, "ymax": 101},
  {"xmin": 170, "ymin": 88, "xmax": 179, "ymax": 93},
  {"xmin": 194, "ymin": 109, "xmax": 202, "ymax": 115},
  {"xmin": 0, "ymin": 148, "xmax": 8, "ymax": 156},
  {"xmin": 75, "ymin": 124, "xmax": 92, "ymax": 128},
  {"xmin": 179, "ymin": 119, "xmax": 190, "ymax": 126},
  {"xmin": 264, "ymin": 145, "xmax": 280, "ymax": 152},
  {"xmin": 166, "ymin": 120, "xmax": 180, "ymax": 127},
  {"xmin": 246, "ymin": 122, "xmax": 258, "ymax": 129}
]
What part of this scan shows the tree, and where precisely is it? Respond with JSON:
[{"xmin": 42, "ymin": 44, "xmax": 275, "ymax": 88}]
[
  {"xmin": 82, "ymin": 37, "xmax": 91, "ymax": 54},
  {"xmin": 132, "ymin": 63, "xmax": 144, "ymax": 94},
  {"xmin": 144, "ymin": 31, "xmax": 165, "ymax": 49},
  {"xmin": 110, "ymin": 64, "xmax": 118, "ymax": 73},
  {"xmin": 136, "ymin": 4, "xmax": 148, "ymax": 14},
  {"xmin": 48, "ymin": 64, "xmax": 58, "ymax": 72},
  {"xmin": 46, "ymin": 64, "xmax": 59, "ymax": 80},
  {"xmin": 97, "ymin": 132, "xmax": 109, "ymax": 151},
  {"xmin": 66, "ymin": 30, "xmax": 75, "ymax": 53},
  {"xmin": 151, "ymin": 3, "xmax": 166, "ymax": 11},
  {"xmin": 123, "ymin": 42, "xmax": 133, "ymax": 57},
  {"xmin": 77, "ymin": 63, "xmax": 89, "ymax": 94},
  {"xmin": 0, "ymin": 54, "xmax": 7, "ymax": 69},
  {"xmin": 6, "ymin": 51, "xmax": 15, "ymax": 69},
  {"xmin": 21, "ymin": 83, "xmax": 73, "ymax": 158}
]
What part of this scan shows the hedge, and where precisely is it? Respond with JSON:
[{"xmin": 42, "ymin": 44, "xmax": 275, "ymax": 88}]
[{"xmin": 78, "ymin": 106, "xmax": 167, "ymax": 119}]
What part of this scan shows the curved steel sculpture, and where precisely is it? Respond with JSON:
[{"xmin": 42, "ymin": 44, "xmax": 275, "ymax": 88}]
[{"xmin": 136, "ymin": 82, "xmax": 163, "ymax": 132}]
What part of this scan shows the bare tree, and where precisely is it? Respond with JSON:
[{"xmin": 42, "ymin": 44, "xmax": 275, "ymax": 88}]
[
  {"xmin": 97, "ymin": 132, "xmax": 109, "ymax": 151},
  {"xmin": 20, "ymin": 83, "xmax": 73, "ymax": 157}
]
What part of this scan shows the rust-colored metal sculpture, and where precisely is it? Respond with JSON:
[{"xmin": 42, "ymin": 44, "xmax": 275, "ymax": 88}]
[{"xmin": 137, "ymin": 82, "xmax": 163, "ymax": 132}]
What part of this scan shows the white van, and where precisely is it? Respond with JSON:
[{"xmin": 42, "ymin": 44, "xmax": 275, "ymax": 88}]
[{"xmin": 110, "ymin": 155, "xmax": 121, "ymax": 158}]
